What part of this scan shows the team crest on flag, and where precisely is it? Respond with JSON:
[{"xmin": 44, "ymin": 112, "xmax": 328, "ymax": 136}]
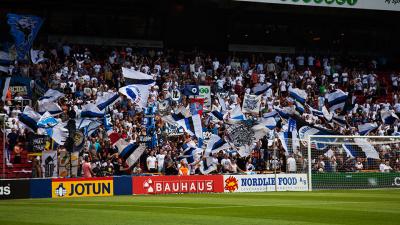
[{"xmin": 242, "ymin": 94, "xmax": 261, "ymax": 114}]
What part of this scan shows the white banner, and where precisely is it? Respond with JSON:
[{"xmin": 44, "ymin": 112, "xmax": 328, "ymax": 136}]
[
  {"xmin": 236, "ymin": 0, "xmax": 400, "ymax": 12},
  {"xmin": 223, "ymin": 174, "xmax": 308, "ymax": 192}
]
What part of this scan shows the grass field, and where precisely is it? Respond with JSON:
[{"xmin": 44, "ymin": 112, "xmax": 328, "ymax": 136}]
[{"xmin": 0, "ymin": 189, "xmax": 399, "ymax": 225}]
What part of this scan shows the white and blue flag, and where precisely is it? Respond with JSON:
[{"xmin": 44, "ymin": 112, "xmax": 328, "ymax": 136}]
[
  {"xmin": 39, "ymin": 89, "xmax": 65, "ymax": 103},
  {"xmin": 252, "ymin": 83, "xmax": 272, "ymax": 95},
  {"xmin": 381, "ymin": 110, "xmax": 399, "ymax": 125},
  {"xmin": 209, "ymin": 110, "xmax": 224, "ymax": 121},
  {"xmin": 96, "ymin": 91, "xmax": 120, "ymax": 111},
  {"xmin": 205, "ymin": 134, "xmax": 230, "ymax": 155},
  {"xmin": 114, "ymin": 140, "xmax": 146, "ymax": 167},
  {"xmin": 327, "ymin": 89, "xmax": 348, "ymax": 112},
  {"xmin": 289, "ymin": 87, "xmax": 307, "ymax": 104},
  {"xmin": 38, "ymin": 101, "xmax": 62, "ymax": 115},
  {"xmin": 80, "ymin": 103, "xmax": 105, "ymax": 118},
  {"xmin": 18, "ymin": 106, "xmax": 41, "ymax": 132},
  {"xmin": 229, "ymin": 105, "xmax": 246, "ymax": 122},
  {"xmin": 358, "ymin": 123, "xmax": 378, "ymax": 135}
]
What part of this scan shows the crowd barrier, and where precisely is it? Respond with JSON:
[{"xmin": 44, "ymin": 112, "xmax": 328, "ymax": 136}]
[{"xmin": 1, "ymin": 173, "xmax": 400, "ymax": 200}]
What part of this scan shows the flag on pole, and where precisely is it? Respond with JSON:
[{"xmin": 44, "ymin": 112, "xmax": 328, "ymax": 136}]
[
  {"xmin": 39, "ymin": 89, "xmax": 65, "ymax": 103},
  {"xmin": 38, "ymin": 101, "xmax": 62, "ymax": 115}
]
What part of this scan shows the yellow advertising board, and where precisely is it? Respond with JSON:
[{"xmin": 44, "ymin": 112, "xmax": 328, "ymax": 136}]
[{"xmin": 52, "ymin": 178, "xmax": 113, "ymax": 198}]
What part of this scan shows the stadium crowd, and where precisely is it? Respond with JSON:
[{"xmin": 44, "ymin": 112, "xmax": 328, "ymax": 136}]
[{"xmin": 2, "ymin": 43, "xmax": 400, "ymax": 178}]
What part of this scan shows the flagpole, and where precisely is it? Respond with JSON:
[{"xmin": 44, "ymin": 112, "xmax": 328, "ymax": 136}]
[{"xmin": 2, "ymin": 117, "xmax": 5, "ymax": 179}]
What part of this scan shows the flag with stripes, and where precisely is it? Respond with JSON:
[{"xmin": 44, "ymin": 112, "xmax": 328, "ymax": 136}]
[
  {"xmin": 358, "ymin": 123, "xmax": 378, "ymax": 135},
  {"xmin": 332, "ymin": 115, "xmax": 347, "ymax": 127},
  {"xmin": 252, "ymin": 83, "xmax": 272, "ymax": 95},
  {"xmin": 39, "ymin": 89, "xmax": 65, "ymax": 103},
  {"xmin": 342, "ymin": 138, "xmax": 380, "ymax": 159},
  {"xmin": 38, "ymin": 101, "xmax": 62, "ymax": 115},
  {"xmin": 205, "ymin": 134, "xmax": 230, "ymax": 155},
  {"xmin": 229, "ymin": 105, "xmax": 246, "ymax": 122},
  {"xmin": 114, "ymin": 140, "xmax": 146, "ymax": 167},
  {"xmin": 275, "ymin": 106, "xmax": 292, "ymax": 120},
  {"xmin": 263, "ymin": 110, "xmax": 278, "ymax": 118},
  {"xmin": 178, "ymin": 142, "xmax": 202, "ymax": 164},
  {"xmin": 96, "ymin": 91, "xmax": 120, "ymax": 111},
  {"xmin": 294, "ymin": 101, "xmax": 305, "ymax": 114},
  {"xmin": 327, "ymin": 89, "xmax": 348, "ymax": 112},
  {"xmin": 80, "ymin": 103, "xmax": 105, "ymax": 118},
  {"xmin": 259, "ymin": 117, "xmax": 277, "ymax": 130},
  {"xmin": 289, "ymin": 87, "xmax": 308, "ymax": 104},
  {"xmin": 209, "ymin": 110, "xmax": 224, "ymax": 121},
  {"xmin": 18, "ymin": 106, "xmax": 41, "ymax": 132}
]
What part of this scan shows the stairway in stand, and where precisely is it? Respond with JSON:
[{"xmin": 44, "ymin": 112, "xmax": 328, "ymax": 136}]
[{"xmin": 0, "ymin": 132, "xmax": 32, "ymax": 179}]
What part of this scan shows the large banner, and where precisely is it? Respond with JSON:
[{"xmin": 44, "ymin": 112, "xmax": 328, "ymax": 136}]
[
  {"xmin": 42, "ymin": 151, "xmax": 58, "ymax": 178},
  {"xmin": 223, "ymin": 174, "xmax": 308, "ymax": 192},
  {"xmin": 51, "ymin": 178, "xmax": 114, "ymax": 198},
  {"xmin": 132, "ymin": 175, "xmax": 224, "ymax": 194},
  {"xmin": 236, "ymin": 0, "xmax": 400, "ymax": 12},
  {"xmin": 7, "ymin": 14, "xmax": 44, "ymax": 60}
]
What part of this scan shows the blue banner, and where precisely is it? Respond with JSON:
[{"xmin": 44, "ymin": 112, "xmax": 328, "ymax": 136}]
[{"xmin": 7, "ymin": 14, "xmax": 43, "ymax": 60}]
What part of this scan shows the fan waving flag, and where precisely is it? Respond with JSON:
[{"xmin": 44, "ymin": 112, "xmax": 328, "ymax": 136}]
[
  {"xmin": 114, "ymin": 140, "xmax": 146, "ymax": 167},
  {"xmin": 7, "ymin": 14, "xmax": 43, "ymax": 60}
]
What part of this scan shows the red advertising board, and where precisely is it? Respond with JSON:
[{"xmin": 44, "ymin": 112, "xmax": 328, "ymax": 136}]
[{"xmin": 132, "ymin": 175, "xmax": 224, "ymax": 195}]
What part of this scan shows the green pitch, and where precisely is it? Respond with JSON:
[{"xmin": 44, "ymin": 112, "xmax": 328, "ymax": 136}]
[{"xmin": 0, "ymin": 189, "xmax": 399, "ymax": 225}]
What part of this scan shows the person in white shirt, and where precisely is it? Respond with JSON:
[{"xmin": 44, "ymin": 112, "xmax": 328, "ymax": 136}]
[
  {"xmin": 275, "ymin": 55, "xmax": 282, "ymax": 64},
  {"xmin": 156, "ymin": 151, "xmax": 166, "ymax": 173},
  {"xmin": 146, "ymin": 151, "xmax": 157, "ymax": 173},
  {"xmin": 379, "ymin": 161, "xmax": 393, "ymax": 173},
  {"xmin": 221, "ymin": 154, "xmax": 232, "ymax": 173},
  {"xmin": 287, "ymin": 154, "xmax": 297, "ymax": 173}
]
